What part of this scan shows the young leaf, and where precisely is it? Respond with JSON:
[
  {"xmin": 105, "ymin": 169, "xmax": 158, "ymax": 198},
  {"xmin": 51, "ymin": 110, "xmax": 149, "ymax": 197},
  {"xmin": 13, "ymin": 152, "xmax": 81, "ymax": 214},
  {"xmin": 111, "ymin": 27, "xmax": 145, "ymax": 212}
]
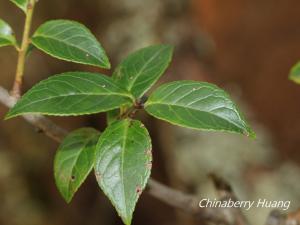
[
  {"xmin": 54, "ymin": 128, "xmax": 100, "ymax": 203},
  {"xmin": 10, "ymin": 0, "xmax": 28, "ymax": 13},
  {"xmin": 289, "ymin": 62, "xmax": 300, "ymax": 84},
  {"xmin": 94, "ymin": 119, "xmax": 152, "ymax": 225},
  {"xmin": 31, "ymin": 20, "xmax": 111, "ymax": 68},
  {"xmin": 6, "ymin": 72, "xmax": 134, "ymax": 119},
  {"xmin": 0, "ymin": 19, "xmax": 16, "ymax": 48},
  {"xmin": 145, "ymin": 81, "xmax": 255, "ymax": 137},
  {"xmin": 113, "ymin": 45, "xmax": 173, "ymax": 98}
]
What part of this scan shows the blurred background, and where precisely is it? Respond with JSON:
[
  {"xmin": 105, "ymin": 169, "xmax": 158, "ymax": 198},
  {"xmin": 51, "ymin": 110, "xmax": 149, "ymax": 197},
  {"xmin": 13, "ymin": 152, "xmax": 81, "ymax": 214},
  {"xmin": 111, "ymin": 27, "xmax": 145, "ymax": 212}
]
[{"xmin": 1, "ymin": 0, "xmax": 300, "ymax": 224}]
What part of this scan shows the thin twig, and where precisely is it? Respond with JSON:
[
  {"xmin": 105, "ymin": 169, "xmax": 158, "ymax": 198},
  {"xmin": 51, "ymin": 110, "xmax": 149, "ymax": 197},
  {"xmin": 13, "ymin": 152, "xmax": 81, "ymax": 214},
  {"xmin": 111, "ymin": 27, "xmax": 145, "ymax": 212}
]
[
  {"xmin": 0, "ymin": 86, "xmax": 236, "ymax": 224},
  {"xmin": 11, "ymin": 0, "xmax": 37, "ymax": 98},
  {"xmin": 210, "ymin": 174, "xmax": 250, "ymax": 225},
  {"xmin": 0, "ymin": 86, "xmax": 298, "ymax": 225},
  {"xmin": 0, "ymin": 87, "xmax": 67, "ymax": 142}
]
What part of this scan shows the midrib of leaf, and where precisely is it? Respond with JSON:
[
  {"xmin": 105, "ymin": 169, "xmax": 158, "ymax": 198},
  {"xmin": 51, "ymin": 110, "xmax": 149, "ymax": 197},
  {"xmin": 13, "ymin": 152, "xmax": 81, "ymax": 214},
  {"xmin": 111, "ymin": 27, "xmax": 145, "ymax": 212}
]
[
  {"xmin": 146, "ymin": 102, "xmax": 245, "ymax": 131},
  {"xmin": 33, "ymin": 34, "xmax": 104, "ymax": 64},
  {"xmin": 157, "ymin": 82, "xmax": 217, "ymax": 103},
  {"xmin": 15, "ymin": 92, "xmax": 132, "ymax": 111},
  {"xmin": 96, "ymin": 122, "xmax": 130, "ymax": 222},
  {"xmin": 67, "ymin": 132, "xmax": 98, "ymax": 200},
  {"xmin": 127, "ymin": 47, "xmax": 166, "ymax": 91},
  {"xmin": 120, "ymin": 121, "xmax": 129, "ymax": 220},
  {"xmin": 64, "ymin": 74, "xmax": 132, "ymax": 97},
  {"xmin": 55, "ymin": 131, "xmax": 98, "ymax": 202}
]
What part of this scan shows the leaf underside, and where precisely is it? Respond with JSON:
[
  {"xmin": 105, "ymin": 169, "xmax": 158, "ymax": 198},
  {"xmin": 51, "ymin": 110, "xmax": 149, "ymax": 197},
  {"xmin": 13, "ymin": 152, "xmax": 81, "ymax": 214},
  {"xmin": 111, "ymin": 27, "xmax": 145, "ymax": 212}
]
[
  {"xmin": 113, "ymin": 44, "xmax": 173, "ymax": 98},
  {"xmin": 54, "ymin": 128, "xmax": 100, "ymax": 203},
  {"xmin": 145, "ymin": 81, "xmax": 255, "ymax": 137},
  {"xmin": 31, "ymin": 20, "xmax": 111, "ymax": 68},
  {"xmin": 6, "ymin": 72, "xmax": 133, "ymax": 119},
  {"xmin": 289, "ymin": 62, "xmax": 300, "ymax": 84},
  {"xmin": 94, "ymin": 119, "xmax": 152, "ymax": 225},
  {"xmin": 0, "ymin": 19, "xmax": 16, "ymax": 48}
]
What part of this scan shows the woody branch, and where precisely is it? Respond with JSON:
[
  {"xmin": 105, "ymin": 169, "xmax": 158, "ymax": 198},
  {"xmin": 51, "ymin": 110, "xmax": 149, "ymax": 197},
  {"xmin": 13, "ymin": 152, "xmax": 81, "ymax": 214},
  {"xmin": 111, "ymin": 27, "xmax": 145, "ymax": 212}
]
[{"xmin": 0, "ymin": 86, "xmax": 298, "ymax": 225}]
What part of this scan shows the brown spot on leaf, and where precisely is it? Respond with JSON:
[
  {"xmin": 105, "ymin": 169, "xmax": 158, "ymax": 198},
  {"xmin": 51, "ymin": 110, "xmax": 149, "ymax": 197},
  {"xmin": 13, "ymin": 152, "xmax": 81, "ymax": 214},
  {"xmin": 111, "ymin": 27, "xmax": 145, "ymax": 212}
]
[{"xmin": 136, "ymin": 186, "xmax": 142, "ymax": 196}]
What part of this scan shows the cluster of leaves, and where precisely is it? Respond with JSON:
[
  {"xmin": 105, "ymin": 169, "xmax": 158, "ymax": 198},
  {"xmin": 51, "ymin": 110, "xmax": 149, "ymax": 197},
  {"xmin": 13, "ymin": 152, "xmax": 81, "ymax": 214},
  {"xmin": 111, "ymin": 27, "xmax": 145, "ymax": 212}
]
[{"xmin": 2, "ymin": 1, "xmax": 255, "ymax": 224}]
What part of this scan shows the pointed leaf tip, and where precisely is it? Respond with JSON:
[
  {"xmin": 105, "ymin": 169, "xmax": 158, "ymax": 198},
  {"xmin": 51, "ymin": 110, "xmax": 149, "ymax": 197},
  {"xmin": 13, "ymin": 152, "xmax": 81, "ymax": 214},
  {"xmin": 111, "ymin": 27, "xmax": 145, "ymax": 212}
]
[
  {"xmin": 54, "ymin": 128, "xmax": 100, "ymax": 203},
  {"xmin": 113, "ymin": 44, "xmax": 173, "ymax": 98},
  {"xmin": 94, "ymin": 119, "xmax": 152, "ymax": 224},
  {"xmin": 145, "ymin": 81, "xmax": 254, "ymax": 137}
]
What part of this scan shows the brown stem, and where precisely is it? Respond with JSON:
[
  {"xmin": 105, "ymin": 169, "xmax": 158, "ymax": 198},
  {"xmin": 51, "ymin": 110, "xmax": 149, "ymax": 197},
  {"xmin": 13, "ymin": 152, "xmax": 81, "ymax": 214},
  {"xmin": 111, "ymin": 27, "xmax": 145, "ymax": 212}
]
[{"xmin": 11, "ymin": 0, "xmax": 36, "ymax": 98}]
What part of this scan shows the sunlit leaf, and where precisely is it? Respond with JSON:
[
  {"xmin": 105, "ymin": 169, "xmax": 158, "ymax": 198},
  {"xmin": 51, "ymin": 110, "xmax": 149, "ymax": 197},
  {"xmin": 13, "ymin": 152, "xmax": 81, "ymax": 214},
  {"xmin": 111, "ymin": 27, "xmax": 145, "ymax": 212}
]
[{"xmin": 0, "ymin": 19, "xmax": 16, "ymax": 48}]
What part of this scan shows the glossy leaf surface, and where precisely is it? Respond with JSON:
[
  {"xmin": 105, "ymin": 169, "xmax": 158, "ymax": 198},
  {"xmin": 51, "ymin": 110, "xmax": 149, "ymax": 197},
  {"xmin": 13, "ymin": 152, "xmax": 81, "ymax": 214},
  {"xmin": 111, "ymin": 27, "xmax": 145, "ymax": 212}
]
[
  {"xmin": 6, "ymin": 72, "xmax": 133, "ymax": 118},
  {"xmin": 32, "ymin": 20, "xmax": 110, "ymax": 68},
  {"xmin": 94, "ymin": 119, "xmax": 152, "ymax": 225},
  {"xmin": 54, "ymin": 128, "xmax": 100, "ymax": 202},
  {"xmin": 113, "ymin": 45, "xmax": 173, "ymax": 98},
  {"xmin": 145, "ymin": 81, "xmax": 254, "ymax": 137}
]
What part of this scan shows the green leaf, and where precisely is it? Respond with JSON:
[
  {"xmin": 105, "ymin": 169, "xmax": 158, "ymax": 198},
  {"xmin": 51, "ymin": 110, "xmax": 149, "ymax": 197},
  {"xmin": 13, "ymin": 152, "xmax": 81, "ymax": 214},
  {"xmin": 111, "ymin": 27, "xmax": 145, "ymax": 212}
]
[
  {"xmin": 113, "ymin": 44, "xmax": 173, "ymax": 98},
  {"xmin": 54, "ymin": 128, "xmax": 100, "ymax": 203},
  {"xmin": 31, "ymin": 20, "xmax": 111, "ymax": 68},
  {"xmin": 145, "ymin": 81, "xmax": 255, "ymax": 137},
  {"xmin": 94, "ymin": 119, "xmax": 152, "ymax": 225},
  {"xmin": 106, "ymin": 109, "xmax": 120, "ymax": 125},
  {"xmin": 289, "ymin": 62, "xmax": 300, "ymax": 84},
  {"xmin": 10, "ymin": 0, "xmax": 28, "ymax": 13},
  {"xmin": 0, "ymin": 19, "xmax": 16, "ymax": 48},
  {"xmin": 6, "ymin": 72, "xmax": 134, "ymax": 119}
]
